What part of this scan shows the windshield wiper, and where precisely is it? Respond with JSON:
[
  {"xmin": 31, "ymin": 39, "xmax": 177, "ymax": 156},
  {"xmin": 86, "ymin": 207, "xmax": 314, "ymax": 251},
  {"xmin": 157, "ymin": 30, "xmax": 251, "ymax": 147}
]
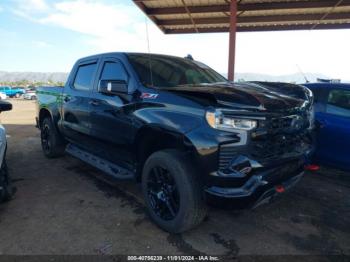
[{"xmin": 175, "ymin": 83, "xmax": 210, "ymax": 87}]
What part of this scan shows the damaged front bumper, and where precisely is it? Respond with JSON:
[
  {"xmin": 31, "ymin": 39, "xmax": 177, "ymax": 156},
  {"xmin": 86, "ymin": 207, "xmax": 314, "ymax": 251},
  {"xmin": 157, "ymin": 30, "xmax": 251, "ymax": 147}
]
[
  {"xmin": 186, "ymin": 108, "xmax": 315, "ymax": 209},
  {"xmin": 205, "ymin": 155, "xmax": 307, "ymax": 209}
]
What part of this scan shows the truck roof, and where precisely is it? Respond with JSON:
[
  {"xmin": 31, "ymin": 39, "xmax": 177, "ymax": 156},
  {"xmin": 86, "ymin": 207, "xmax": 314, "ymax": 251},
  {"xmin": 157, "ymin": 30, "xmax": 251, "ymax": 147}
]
[{"xmin": 76, "ymin": 52, "xmax": 190, "ymax": 62}]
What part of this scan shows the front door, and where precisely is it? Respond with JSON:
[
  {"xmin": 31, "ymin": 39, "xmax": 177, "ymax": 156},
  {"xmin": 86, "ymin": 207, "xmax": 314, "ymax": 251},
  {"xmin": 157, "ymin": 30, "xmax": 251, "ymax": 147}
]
[{"xmin": 89, "ymin": 58, "xmax": 136, "ymax": 169}]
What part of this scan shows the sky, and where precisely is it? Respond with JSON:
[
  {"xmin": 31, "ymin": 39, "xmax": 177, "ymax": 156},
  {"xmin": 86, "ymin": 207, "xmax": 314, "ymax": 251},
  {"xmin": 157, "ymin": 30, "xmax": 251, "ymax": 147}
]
[{"xmin": 0, "ymin": 0, "xmax": 350, "ymax": 80}]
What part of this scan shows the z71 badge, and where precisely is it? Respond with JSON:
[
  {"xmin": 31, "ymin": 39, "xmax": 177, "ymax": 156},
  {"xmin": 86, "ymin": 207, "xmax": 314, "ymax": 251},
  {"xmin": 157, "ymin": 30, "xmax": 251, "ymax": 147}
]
[{"xmin": 140, "ymin": 93, "xmax": 158, "ymax": 99}]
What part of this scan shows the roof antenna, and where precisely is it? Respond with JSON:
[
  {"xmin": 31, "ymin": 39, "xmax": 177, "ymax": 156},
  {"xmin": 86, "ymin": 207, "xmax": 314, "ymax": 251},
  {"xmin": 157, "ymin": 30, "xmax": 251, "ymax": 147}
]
[
  {"xmin": 296, "ymin": 64, "xmax": 309, "ymax": 83},
  {"xmin": 145, "ymin": 17, "xmax": 154, "ymax": 87}
]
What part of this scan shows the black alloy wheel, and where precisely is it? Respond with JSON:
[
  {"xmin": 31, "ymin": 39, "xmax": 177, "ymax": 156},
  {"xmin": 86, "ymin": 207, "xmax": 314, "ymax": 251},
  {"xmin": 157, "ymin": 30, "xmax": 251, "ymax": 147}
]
[
  {"xmin": 41, "ymin": 123, "xmax": 51, "ymax": 155},
  {"xmin": 40, "ymin": 117, "xmax": 65, "ymax": 158},
  {"xmin": 142, "ymin": 150, "xmax": 207, "ymax": 233},
  {"xmin": 146, "ymin": 166, "xmax": 180, "ymax": 220}
]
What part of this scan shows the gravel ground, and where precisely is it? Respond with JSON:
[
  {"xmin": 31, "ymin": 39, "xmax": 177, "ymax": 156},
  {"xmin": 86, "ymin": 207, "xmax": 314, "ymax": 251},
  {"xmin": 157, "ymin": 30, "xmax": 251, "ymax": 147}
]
[{"xmin": 0, "ymin": 99, "xmax": 349, "ymax": 257}]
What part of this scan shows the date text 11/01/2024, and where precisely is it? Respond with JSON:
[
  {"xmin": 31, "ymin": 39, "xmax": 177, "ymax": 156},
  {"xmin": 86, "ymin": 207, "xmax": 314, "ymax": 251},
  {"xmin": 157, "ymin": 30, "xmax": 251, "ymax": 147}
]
[{"xmin": 127, "ymin": 255, "xmax": 220, "ymax": 261}]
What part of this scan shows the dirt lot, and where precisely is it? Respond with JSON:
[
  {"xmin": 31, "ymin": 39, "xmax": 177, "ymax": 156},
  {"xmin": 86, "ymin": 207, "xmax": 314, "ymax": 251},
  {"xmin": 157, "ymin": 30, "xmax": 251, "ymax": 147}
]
[{"xmin": 0, "ymin": 99, "xmax": 349, "ymax": 256}]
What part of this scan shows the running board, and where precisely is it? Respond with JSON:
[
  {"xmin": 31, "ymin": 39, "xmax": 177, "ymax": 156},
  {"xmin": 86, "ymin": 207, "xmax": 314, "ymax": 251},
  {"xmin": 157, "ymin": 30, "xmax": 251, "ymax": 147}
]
[{"xmin": 66, "ymin": 144, "xmax": 134, "ymax": 180}]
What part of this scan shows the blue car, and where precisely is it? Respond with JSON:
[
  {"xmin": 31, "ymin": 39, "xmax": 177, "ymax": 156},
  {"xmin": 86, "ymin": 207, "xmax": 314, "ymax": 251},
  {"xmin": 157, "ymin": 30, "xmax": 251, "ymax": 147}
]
[
  {"xmin": 0, "ymin": 86, "xmax": 25, "ymax": 98},
  {"xmin": 303, "ymin": 83, "xmax": 350, "ymax": 171}
]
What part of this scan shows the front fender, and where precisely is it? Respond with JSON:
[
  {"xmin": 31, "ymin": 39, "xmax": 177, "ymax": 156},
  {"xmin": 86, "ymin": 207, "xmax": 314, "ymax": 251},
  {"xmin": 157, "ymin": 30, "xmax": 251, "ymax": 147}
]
[{"xmin": 133, "ymin": 104, "xmax": 204, "ymax": 134}]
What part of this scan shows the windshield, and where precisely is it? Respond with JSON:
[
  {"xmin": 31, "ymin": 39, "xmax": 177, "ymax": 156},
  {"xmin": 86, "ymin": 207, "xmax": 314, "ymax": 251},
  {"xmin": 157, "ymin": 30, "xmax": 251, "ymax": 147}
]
[{"xmin": 127, "ymin": 54, "xmax": 227, "ymax": 88}]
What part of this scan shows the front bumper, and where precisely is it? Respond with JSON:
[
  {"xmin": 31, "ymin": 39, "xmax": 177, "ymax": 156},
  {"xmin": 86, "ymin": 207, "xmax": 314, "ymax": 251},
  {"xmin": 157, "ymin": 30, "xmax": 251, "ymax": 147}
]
[
  {"xmin": 205, "ymin": 157, "xmax": 305, "ymax": 209},
  {"xmin": 184, "ymin": 111, "xmax": 314, "ymax": 208}
]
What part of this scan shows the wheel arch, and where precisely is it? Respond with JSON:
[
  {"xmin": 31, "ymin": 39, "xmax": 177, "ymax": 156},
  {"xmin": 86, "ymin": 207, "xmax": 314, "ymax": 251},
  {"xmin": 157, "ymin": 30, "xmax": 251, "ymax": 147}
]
[
  {"xmin": 134, "ymin": 125, "xmax": 196, "ymax": 181},
  {"xmin": 38, "ymin": 108, "xmax": 52, "ymax": 128},
  {"xmin": 38, "ymin": 107, "xmax": 62, "ymax": 133}
]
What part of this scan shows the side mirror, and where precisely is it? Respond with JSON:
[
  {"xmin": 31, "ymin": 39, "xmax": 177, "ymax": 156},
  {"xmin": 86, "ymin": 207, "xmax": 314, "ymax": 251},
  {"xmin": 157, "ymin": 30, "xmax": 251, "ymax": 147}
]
[
  {"xmin": 99, "ymin": 80, "xmax": 128, "ymax": 95},
  {"xmin": 0, "ymin": 101, "xmax": 12, "ymax": 112}
]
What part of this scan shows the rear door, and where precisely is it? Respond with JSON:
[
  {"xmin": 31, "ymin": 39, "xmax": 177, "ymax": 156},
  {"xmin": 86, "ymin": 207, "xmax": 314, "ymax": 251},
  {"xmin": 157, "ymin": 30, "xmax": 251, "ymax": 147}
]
[
  {"xmin": 61, "ymin": 59, "xmax": 98, "ymax": 149},
  {"xmin": 316, "ymin": 88, "xmax": 350, "ymax": 169},
  {"xmin": 89, "ymin": 57, "xmax": 135, "ymax": 168}
]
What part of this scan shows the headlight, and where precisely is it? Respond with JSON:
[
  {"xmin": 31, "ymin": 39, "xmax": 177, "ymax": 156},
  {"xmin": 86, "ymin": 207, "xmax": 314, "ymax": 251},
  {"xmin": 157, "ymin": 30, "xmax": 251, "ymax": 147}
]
[{"xmin": 206, "ymin": 110, "xmax": 257, "ymax": 131}]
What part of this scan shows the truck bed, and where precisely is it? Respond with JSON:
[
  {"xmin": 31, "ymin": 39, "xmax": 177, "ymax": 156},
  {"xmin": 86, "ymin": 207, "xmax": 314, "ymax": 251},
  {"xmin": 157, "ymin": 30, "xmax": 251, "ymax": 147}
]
[
  {"xmin": 36, "ymin": 86, "xmax": 64, "ymax": 108},
  {"xmin": 36, "ymin": 86, "xmax": 63, "ymax": 94}
]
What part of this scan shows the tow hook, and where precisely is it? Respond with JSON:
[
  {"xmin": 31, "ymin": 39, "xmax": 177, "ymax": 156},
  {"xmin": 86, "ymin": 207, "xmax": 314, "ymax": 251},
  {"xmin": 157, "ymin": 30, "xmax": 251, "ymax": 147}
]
[
  {"xmin": 304, "ymin": 164, "xmax": 320, "ymax": 171},
  {"xmin": 275, "ymin": 185, "xmax": 285, "ymax": 193}
]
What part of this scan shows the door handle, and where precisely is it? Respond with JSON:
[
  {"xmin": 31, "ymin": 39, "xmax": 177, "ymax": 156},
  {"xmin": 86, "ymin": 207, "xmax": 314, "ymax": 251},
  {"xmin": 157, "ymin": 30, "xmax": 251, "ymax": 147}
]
[
  {"xmin": 63, "ymin": 96, "xmax": 71, "ymax": 103},
  {"xmin": 89, "ymin": 100, "xmax": 100, "ymax": 106}
]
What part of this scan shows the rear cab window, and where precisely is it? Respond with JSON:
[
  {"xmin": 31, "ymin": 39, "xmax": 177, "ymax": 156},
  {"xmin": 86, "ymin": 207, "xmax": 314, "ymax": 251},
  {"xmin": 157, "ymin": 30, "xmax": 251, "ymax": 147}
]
[{"xmin": 327, "ymin": 89, "xmax": 350, "ymax": 117}]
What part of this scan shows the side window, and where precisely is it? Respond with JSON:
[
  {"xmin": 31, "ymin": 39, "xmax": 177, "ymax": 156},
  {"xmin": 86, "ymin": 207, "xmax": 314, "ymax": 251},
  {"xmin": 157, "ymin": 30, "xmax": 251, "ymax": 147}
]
[
  {"xmin": 73, "ymin": 63, "xmax": 97, "ymax": 91},
  {"xmin": 326, "ymin": 89, "xmax": 350, "ymax": 117},
  {"xmin": 100, "ymin": 61, "xmax": 128, "ymax": 82}
]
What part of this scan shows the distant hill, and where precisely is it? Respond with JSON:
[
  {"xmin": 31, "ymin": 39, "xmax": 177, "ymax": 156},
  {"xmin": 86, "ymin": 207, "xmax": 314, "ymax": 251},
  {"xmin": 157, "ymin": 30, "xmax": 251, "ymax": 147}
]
[{"xmin": 0, "ymin": 71, "xmax": 68, "ymax": 83}]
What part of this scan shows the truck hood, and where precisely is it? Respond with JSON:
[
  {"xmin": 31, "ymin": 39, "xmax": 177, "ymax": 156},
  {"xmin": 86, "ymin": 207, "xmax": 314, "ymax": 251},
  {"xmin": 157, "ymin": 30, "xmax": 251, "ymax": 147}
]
[{"xmin": 159, "ymin": 82, "xmax": 311, "ymax": 112}]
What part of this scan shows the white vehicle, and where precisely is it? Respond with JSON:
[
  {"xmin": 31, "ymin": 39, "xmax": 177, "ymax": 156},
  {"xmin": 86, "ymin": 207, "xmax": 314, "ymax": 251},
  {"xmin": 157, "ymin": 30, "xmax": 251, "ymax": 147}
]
[
  {"xmin": 0, "ymin": 92, "xmax": 7, "ymax": 100},
  {"xmin": 0, "ymin": 101, "xmax": 14, "ymax": 202},
  {"xmin": 23, "ymin": 91, "xmax": 37, "ymax": 100}
]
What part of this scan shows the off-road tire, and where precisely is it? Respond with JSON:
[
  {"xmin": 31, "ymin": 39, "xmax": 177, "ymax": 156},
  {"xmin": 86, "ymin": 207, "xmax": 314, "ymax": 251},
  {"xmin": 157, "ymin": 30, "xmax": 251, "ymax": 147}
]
[
  {"xmin": 41, "ymin": 117, "xmax": 65, "ymax": 158},
  {"xmin": 0, "ymin": 159, "xmax": 15, "ymax": 202},
  {"xmin": 142, "ymin": 149, "xmax": 207, "ymax": 233}
]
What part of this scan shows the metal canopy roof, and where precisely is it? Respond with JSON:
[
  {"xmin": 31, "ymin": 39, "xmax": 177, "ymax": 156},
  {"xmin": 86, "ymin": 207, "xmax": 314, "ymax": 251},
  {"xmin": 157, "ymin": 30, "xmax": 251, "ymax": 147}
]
[{"xmin": 133, "ymin": 0, "xmax": 350, "ymax": 34}]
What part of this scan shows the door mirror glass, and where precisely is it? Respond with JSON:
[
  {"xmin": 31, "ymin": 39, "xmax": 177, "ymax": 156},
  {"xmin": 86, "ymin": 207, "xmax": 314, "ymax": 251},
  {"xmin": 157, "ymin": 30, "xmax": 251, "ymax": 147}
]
[
  {"xmin": 0, "ymin": 101, "xmax": 12, "ymax": 112},
  {"xmin": 99, "ymin": 80, "xmax": 128, "ymax": 95}
]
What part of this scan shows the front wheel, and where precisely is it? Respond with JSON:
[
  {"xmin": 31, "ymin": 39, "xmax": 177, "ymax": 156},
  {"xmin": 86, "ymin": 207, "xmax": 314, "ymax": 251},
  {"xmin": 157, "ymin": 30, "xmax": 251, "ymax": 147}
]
[
  {"xmin": 15, "ymin": 93, "xmax": 20, "ymax": 98},
  {"xmin": 142, "ymin": 150, "xmax": 207, "ymax": 233},
  {"xmin": 0, "ymin": 159, "xmax": 15, "ymax": 202},
  {"xmin": 40, "ymin": 117, "xmax": 66, "ymax": 158}
]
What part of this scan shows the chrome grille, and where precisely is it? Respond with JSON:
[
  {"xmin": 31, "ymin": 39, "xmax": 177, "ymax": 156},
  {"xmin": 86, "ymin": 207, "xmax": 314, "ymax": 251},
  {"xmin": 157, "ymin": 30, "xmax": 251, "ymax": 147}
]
[{"xmin": 218, "ymin": 114, "xmax": 311, "ymax": 171}]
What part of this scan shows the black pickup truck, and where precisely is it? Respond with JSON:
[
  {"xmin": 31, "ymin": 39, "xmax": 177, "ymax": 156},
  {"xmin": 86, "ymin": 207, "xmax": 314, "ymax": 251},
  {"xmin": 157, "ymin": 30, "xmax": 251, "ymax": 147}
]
[{"xmin": 36, "ymin": 52, "xmax": 314, "ymax": 233}]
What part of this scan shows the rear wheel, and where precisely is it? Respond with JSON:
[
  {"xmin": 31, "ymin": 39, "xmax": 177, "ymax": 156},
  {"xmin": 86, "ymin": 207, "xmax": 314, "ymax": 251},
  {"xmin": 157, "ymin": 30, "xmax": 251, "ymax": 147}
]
[
  {"xmin": 40, "ymin": 117, "xmax": 65, "ymax": 158},
  {"xmin": 142, "ymin": 149, "xmax": 207, "ymax": 233},
  {"xmin": 15, "ymin": 93, "xmax": 20, "ymax": 98}
]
